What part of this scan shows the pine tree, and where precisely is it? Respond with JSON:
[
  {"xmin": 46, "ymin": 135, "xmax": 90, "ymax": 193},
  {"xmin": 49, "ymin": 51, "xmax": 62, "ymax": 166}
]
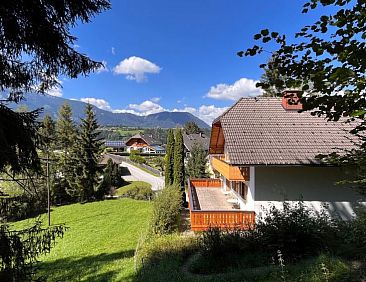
[
  {"xmin": 165, "ymin": 129, "xmax": 175, "ymax": 185},
  {"xmin": 74, "ymin": 104, "xmax": 103, "ymax": 202},
  {"xmin": 97, "ymin": 158, "xmax": 123, "ymax": 199},
  {"xmin": 186, "ymin": 143, "xmax": 208, "ymax": 178},
  {"xmin": 55, "ymin": 102, "xmax": 77, "ymax": 202},
  {"xmin": 173, "ymin": 128, "xmax": 185, "ymax": 190},
  {"xmin": 39, "ymin": 115, "xmax": 56, "ymax": 151},
  {"xmin": 0, "ymin": 1, "xmax": 110, "ymax": 279},
  {"xmin": 56, "ymin": 103, "xmax": 76, "ymax": 150}
]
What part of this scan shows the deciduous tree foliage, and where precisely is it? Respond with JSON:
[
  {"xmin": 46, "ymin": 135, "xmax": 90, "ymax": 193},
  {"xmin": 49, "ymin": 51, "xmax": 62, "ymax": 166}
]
[
  {"xmin": 239, "ymin": 0, "xmax": 366, "ymax": 192},
  {"xmin": 184, "ymin": 121, "xmax": 201, "ymax": 134},
  {"xmin": 240, "ymin": 0, "xmax": 366, "ymax": 127}
]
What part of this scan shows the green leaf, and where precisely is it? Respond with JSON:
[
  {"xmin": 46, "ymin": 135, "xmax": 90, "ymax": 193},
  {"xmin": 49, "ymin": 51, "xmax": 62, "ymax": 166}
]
[
  {"xmin": 254, "ymin": 33, "xmax": 261, "ymax": 40},
  {"xmin": 261, "ymin": 29, "xmax": 269, "ymax": 36},
  {"xmin": 351, "ymin": 110, "xmax": 366, "ymax": 117}
]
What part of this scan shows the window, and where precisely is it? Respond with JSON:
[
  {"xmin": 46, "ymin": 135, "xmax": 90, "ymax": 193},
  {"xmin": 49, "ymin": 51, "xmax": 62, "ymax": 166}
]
[{"xmin": 232, "ymin": 181, "xmax": 248, "ymax": 200}]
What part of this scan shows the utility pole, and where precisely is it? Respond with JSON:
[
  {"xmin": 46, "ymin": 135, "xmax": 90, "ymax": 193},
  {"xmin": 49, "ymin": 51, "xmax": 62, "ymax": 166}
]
[{"xmin": 46, "ymin": 150, "xmax": 51, "ymax": 226}]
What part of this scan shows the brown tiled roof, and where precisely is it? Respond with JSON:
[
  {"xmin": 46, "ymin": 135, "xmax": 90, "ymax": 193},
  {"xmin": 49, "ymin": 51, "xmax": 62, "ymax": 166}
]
[
  {"xmin": 183, "ymin": 132, "xmax": 210, "ymax": 152},
  {"xmin": 125, "ymin": 134, "xmax": 160, "ymax": 146},
  {"xmin": 213, "ymin": 97, "xmax": 360, "ymax": 165}
]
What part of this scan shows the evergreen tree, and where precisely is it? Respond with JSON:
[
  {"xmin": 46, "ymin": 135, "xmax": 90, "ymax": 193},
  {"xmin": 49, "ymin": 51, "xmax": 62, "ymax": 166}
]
[
  {"xmin": 39, "ymin": 115, "xmax": 56, "ymax": 151},
  {"xmin": 97, "ymin": 159, "xmax": 123, "ymax": 199},
  {"xmin": 173, "ymin": 128, "xmax": 185, "ymax": 190},
  {"xmin": 55, "ymin": 102, "xmax": 77, "ymax": 202},
  {"xmin": 73, "ymin": 104, "xmax": 103, "ymax": 202},
  {"xmin": 184, "ymin": 122, "xmax": 201, "ymax": 134},
  {"xmin": 0, "ymin": 1, "xmax": 110, "ymax": 280},
  {"xmin": 186, "ymin": 143, "xmax": 208, "ymax": 178},
  {"xmin": 165, "ymin": 129, "xmax": 175, "ymax": 185},
  {"xmin": 56, "ymin": 103, "xmax": 76, "ymax": 150},
  {"xmin": 259, "ymin": 55, "xmax": 286, "ymax": 97}
]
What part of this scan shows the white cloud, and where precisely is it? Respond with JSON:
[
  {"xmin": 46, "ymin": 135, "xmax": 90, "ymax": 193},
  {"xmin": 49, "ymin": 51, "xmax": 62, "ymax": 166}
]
[
  {"xmin": 80, "ymin": 98, "xmax": 112, "ymax": 111},
  {"xmin": 47, "ymin": 85, "xmax": 63, "ymax": 97},
  {"xmin": 78, "ymin": 97, "xmax": 227, "ymax": 125},
  {"xmin": 112, "ymin": 109, "xmax": 140, "ymax": 115},
  {"xmin": 197, "ymin": 105, "xmax": 228, "ymax": 124},
  {"xmin": 46, "ymin": 77, "xmax": 63, "ymax": 97},
  {"xmin": 111, "ymin": 47, "xmax": 116, "ymax": 55},
  {"xmin": 129, "ymin": 100, "xmax": 165, "ymax": 115},
  {"xmin": 150, "ymin": 97, "xmax": 161, "ymax": 103},
  {"xmin": 113, "ymin": 56, "xmax": 161, "ymax": 82},
  {"xmin": 206, "ymin": 78, "xmax": 262, "ymax": 100},
  {"xmin": 95, "ymin": 60, "xmax": 108, "ymax": 73},
  {"xmin": 172, "ymin": 105, "xmax": 228, "ymax": 124}
]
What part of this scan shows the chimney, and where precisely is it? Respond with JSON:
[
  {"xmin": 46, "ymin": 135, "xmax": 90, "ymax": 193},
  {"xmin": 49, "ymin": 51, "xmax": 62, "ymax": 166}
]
[{"xmin": 281, "ymin": 90, "xmax": 303, "ymax": 110}]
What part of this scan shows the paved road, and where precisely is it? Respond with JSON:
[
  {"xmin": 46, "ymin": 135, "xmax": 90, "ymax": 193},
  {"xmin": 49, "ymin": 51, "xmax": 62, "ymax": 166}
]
[
  {"xmin": 105, "ymin": 154, "xmax": 165, "ymax": 191},
  {"xmin": 120, "ymin": 161, "xmax": 165, "ymax": 191}
]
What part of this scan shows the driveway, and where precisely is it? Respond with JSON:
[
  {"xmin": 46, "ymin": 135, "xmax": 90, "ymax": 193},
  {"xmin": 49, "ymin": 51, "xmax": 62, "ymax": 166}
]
[
  {"xmin": 104, "ymin": 154, "xmax": 165, "ymax": 191},
  {"xmin": 120, "ymin": 161, "xmax": 165, "ymax": 191}
]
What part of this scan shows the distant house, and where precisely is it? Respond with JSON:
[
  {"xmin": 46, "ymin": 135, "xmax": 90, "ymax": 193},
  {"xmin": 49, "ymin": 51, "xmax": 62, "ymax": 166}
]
[
  {"xmin": 187, "ymin": 90, "xmax": 366, "ymax": 231},
  {"xmin": 125, "ymin": 134, "xmax": 164, "ymax": 154},
  {"xmin": 183, "ymin": 132, "xmax": 210, "ymax": 158},
  {"xmin": 104, "ymin": 140, "xmax": 126, "ymax": 152}
]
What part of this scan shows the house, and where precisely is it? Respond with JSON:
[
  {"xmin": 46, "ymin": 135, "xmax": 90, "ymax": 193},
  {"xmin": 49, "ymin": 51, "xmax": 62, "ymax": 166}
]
[
  {"xmin": 125, "ymin": 134, "xmax": 164, "ymax": 154},
  {"xmin": 183, "ymin": 132, "xmax": 210, "ymax": 159},
  {"xmin": 104, "ymin": 140, "xmax": 126, "ymax": 152},
  {"xmin": 187, "ymin": 90, "xmax": 366, "ymax": 231}
]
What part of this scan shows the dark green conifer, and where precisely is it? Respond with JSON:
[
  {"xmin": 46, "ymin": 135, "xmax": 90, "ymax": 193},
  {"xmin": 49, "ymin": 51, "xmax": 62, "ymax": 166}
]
[
  {"xmin": 173, "ymin": 128, "xmax": 185, "ymax": 190},
  {"xmin": 165, "ymin": 129, "xmax": 175, "ymax": 185}
]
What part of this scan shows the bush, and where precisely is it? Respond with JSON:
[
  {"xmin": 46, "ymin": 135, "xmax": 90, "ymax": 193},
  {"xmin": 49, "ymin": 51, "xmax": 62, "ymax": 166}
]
[
  {"xmin": 339, "ymin": 207, "xmax": 366, "ymax": 257},
  {"xmin": 255, "ymin": 201, "xmax": 340, "ymax": 260},
  {"xmin": 199, "ymin": 201, "xmax": 342, "ymax": 263},
  {"xmin": 117, "ymin": 182, "xmax": 153, "ymax": 200},
  {"xmin": 129, "ymin": 151, "xmax": 146, "ymax": 164},
  {"xmin": 150, "ymin": 185, "xmax": 182, "ymax": 235}
]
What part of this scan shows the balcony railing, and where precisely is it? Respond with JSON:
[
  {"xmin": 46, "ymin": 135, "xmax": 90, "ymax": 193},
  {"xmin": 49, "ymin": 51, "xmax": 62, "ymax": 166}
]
[
  {"xmin": 188, "ymin": 179, "xmax": 255, "ymax": 231},
  {"xmin": 211, "ymin": 156, "xmax": 250, "ymax": 181}
]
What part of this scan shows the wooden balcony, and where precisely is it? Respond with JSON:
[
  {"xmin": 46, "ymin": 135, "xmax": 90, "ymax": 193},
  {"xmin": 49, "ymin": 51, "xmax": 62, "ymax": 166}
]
[
  {"xmin": 188, "ymin": 179, "xmax": 255, "ymax": 231},
  {"xmin": 211, "ymin": 156, "xmax": 250, "ymax": 181}
]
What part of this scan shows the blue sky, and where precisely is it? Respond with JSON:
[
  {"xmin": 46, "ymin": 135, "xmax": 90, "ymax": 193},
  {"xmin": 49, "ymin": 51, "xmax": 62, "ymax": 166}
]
[{"xmin": 51, "ymin": 0, "xmax": 326, "ymax": 124}]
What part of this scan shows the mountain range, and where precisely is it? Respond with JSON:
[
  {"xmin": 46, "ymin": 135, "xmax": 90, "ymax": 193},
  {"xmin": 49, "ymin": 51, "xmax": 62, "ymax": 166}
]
[{"xmin": 10, "ymin": 93, "xmax": 210, "ymax": 128}]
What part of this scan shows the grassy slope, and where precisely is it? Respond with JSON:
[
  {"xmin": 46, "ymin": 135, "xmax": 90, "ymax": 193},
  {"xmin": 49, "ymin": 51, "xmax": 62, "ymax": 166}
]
[
  {"xmin": 115, "ymin": 181, "xmax": 152, "ymax": 196},
  {"xmin": 13, "ymin": 199, "xmax": 152, "ymax": 282}
]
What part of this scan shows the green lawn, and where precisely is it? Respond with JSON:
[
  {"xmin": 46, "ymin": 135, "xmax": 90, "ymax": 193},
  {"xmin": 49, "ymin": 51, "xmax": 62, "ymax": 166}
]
[
  {"xmin": 115, "ymin": 181, "xmax": 152, "ymax": 197},
  {"xmin": 13, "ymin": 199, "xmax": 152, "ymax": 281}
]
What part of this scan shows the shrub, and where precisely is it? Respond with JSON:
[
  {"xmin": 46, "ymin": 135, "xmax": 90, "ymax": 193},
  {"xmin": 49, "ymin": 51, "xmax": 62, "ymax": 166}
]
[
  {"xmin": 339, "ymin": 207, "xmax": 366, "ymax": 257},
  {"xmin": 255, "ymin": 201, "xmax": 340, "ymax": 260},
  {"xmin": 150, "ymin": 185, "xmax": 182, "ymax": 235},
  {"xmin": 129, "ymin": 151, "xmax": 146, "ymax": 164},
  {"xmin": 199, "ymin": 201, "xmax": 342, "ymax": 263},
  {"xmin": 117, "ymin": 182, "xmax": 153, "ymax": 200}
]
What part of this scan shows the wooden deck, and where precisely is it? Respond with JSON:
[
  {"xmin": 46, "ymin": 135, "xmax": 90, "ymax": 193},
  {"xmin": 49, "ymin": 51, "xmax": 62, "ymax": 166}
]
[{"xmin": 188, "ymin": 179, "xmax": 255, "ymax": 231}]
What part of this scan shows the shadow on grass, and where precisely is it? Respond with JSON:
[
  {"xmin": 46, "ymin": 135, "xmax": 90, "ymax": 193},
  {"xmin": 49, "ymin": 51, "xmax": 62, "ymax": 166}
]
[{"xmin": 39, "ymin": 249, "xmax": 135, "ymax": 281}]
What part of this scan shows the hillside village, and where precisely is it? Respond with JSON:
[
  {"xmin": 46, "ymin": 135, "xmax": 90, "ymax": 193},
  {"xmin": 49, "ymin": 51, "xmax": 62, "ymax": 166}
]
[{"xmin": 1, "ymin": 1, "xmax": 366, "ymax": 282}]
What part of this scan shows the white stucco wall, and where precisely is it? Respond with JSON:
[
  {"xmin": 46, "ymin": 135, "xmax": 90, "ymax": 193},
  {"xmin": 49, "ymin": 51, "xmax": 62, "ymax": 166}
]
[{"xmin": 254, "ymin": 166, "xmax": 366, "ymax": 220}]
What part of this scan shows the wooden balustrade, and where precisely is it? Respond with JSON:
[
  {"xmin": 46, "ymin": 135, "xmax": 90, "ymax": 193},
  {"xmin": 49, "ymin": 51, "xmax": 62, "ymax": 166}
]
[
  {"xmin": 190, "ymin": 210, "xmax": 255, "ymax": 231},
  {"xmin": 187, "ymin": 178, "xmax": 256, "ymax": 231},
  {"xmin": 190, "ymin": 178, "xmax": 222, "ymax": 188}
]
